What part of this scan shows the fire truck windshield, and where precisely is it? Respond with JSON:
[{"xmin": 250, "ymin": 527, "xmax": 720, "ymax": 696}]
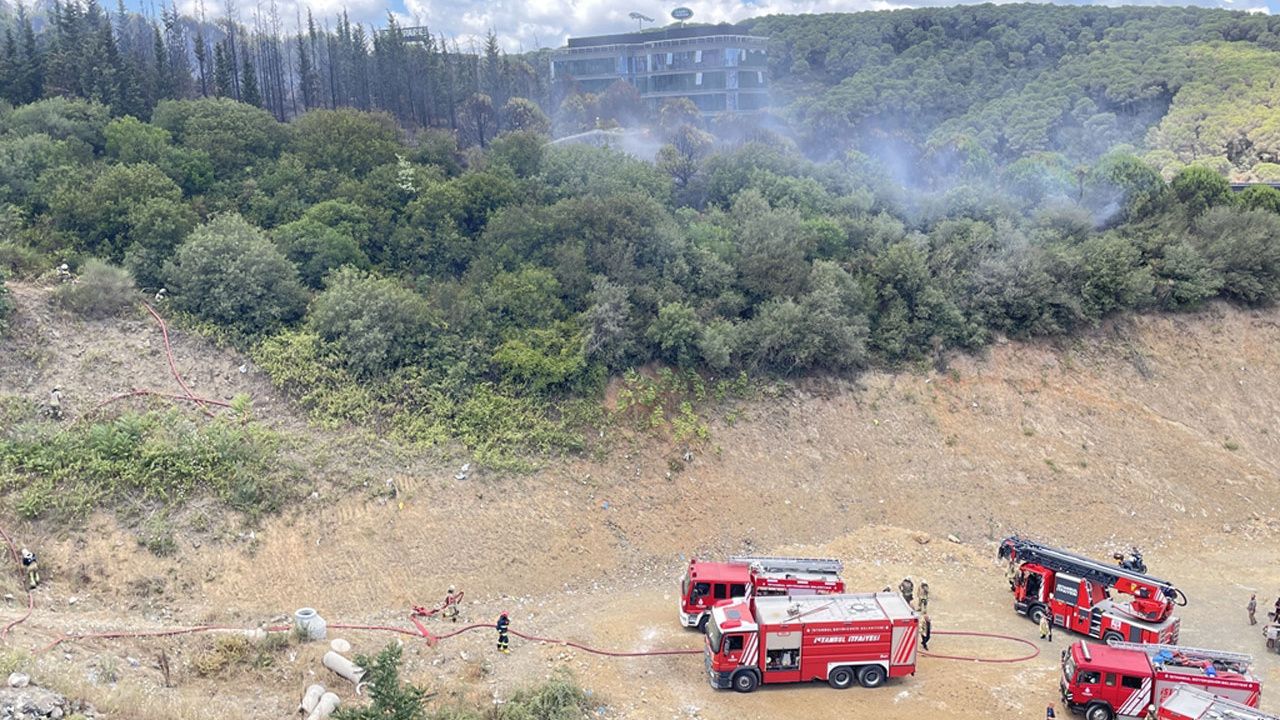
[
  {"xmin": 1064, "ymin": 654, "xmax": 1077, "ymax": 681},
  {"xmin": 707, "ymin": 618, "xmax": 724, "ymax": 654},
  {"xmin": 681, "ymin": 569, "xmax": 690, "ymax": 599}
]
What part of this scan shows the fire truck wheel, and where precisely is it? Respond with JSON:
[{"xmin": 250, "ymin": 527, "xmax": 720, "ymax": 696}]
[
  {"xmin": 1028, "ymin": 605, "xmax": 1046, "ymax": 625},
  {"xmin": 731, "ymin": 671, "xmax": 758, "ymax": 693},
  {"xmin": 857, "ymin": 665, "xmax": 886, "ymax": 688},
  {"xmin": 827, "ymin": 667, "xmax": 856, "ymax": 690},
  {"xmin": 1084, "ymin": 702, "xmax": 1114, "ymax": 720},
  {"xmin": 1102, "ymin": 631, "xmax": 1124, "ymax": 646},
  {"xmin": 697, "ymin": 615, "xmax": 709, "ymax": 634}
]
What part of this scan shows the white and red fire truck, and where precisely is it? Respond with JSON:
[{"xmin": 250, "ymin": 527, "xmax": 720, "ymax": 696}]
[
  {"xmin": 1158, "ymin": 684, "xmax": 1276, "ymax": 720},
  {"xmin": 1061, "ymin": 641, "xmax": 1261, "ymax": 720},
  {"xmin": 678, "ymin": 556, "xmax": 844, "ymax": 630},
  {"xmin": 704, "ymin": 592, "xmax": 918, "ymax": 693},
  {"xmin": 1000, "ymin": 536, "xmax": 1185, "ymax": 644}
]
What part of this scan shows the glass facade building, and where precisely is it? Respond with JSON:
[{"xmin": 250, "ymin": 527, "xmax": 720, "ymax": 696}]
[{"xmin": 551, "ymin": 25, "xmax": 768, "ymax": 115}]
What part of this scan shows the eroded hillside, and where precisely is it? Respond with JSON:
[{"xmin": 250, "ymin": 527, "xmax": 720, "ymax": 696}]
[{"xmin": 2, "ymin": 285, "xmax": 1280, "ymax": 719}]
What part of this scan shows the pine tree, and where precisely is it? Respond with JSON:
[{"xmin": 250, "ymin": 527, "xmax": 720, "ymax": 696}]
[
  {"xmin": 16, "ymin": 2, "xmax": 44, "ymax": 102},
  {"xmin": 213, "ymin": 40, "xmax": 232, "ymax": 96},
  {"xmin": 297, "ymin": 24, "xmax": 315, "ymax": 110},
  {"xmin": 153, "ymin": 22, "xmax": 173, "ymax": 100},
  {"xmin": 0, "ymin": 29, "xmax": 15, "ymax": 104},
  {"xmin": 240, "ymin": 50, "xmax": 261, "ymax": 106},
  {"xmin": 194, "ymin": 30, "xmax": 208, "ymax": 96}
]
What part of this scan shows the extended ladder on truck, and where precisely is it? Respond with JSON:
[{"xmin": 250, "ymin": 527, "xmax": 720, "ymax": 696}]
[
  {"xmin": 1109, "ymin": 642, "xmax": 1253, "ymax": 674},
  {"xmin": 728, "ymin": 556, "xmax": 844, "ymax": 575},
  {"xmin": 1003, "ymin": 539, "xmax": 1183, "ymax": 605}
]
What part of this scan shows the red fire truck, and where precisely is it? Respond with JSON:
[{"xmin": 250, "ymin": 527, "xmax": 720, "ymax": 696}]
[
  {"xmin": 678, "ymin": 556, "xmax": 844, "ymax": 630},
  {"xmin": 704, "ymin": 592, "xmax": 918, "ymax": 693},
  {"xmin": 1061, "ymin": 641, "xmax": 1261, "ymax": 720},
  {"xmin": 1000, "ymin": 536, "xmax": 1185, "ymax": 644},
  {"xmin": 1158, "ymin": 684, "xmax": 1275, "ymax": 720}
]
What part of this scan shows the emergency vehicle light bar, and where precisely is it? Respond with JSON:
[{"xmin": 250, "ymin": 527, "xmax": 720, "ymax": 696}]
[
  {"xmin": 1108, "ymin": 641, "xmax": 1254, "ymax": 666},
  {"xmin": 728, "ymin": 556, "xmax": 843, "ymax": 575}
]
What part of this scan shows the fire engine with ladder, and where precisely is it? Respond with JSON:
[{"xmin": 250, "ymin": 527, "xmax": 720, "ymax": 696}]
[
  {"xmin": 1061, "ymin": 641, "xmax": 1261, "ymax": 720},
  {"xmin": 1000, "ymin": 536, "xmax": 1186, "ymax": 644},
  {"xmin": 704, "ymin": 592, "xmax": 918, "ymax": 693},
  {"xmin": 679, "ymin": 556, "xmax": 844, "ymax": 631},
  {"xmin": 1158, "ymin": 684, "xmax": 1276, "ymax": 720}
]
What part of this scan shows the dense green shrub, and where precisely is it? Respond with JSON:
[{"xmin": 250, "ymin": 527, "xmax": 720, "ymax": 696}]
[
  {"xmin": 308, "ymin": 267, "xmax": 433, "ymax": 377},
  {"xmin": 165, "ymin": 213, "xmax": 308, "ymax": 334}
]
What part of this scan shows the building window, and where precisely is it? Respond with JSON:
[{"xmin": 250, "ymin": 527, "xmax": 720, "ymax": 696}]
[
  {"xmin": 695, "ymin": 50, "xmax": 702, "ymax": 63},
  {"xmin": 695, "ymin": 72, "xmax": 702, "ymax": 85}
]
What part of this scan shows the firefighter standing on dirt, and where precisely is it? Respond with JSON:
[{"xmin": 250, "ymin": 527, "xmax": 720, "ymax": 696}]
[
  {"xmin": 20, "ymin": 549, "xmax": 38, "ymax": 590},
  {"xmin": 1039, "ymin": 612, "xmax": 1053, "ymax": 642},
  {"xmin": 496, "ymin": 611, "xmax": 510, "ymax": 654},
  {"xmin": 917, "ymin": 580, "xmax": 930, "ymax": 613},
  {"xmin": 1248, "ymin": 594, "xmax": 1258, "ymax": 625},
  {"xmin": 48, "ymin": 386, "xmax": 62, "ymax": 420},
  {"xmin": 920, "ymin": 614, "xmax": 931, "ymax": 651},
  {"xmin": 899, "ymin": 576, "xmax": 914, "ymax": 605},
  {"xmin": 442, "ymin": 585, "xmax": 460, "ymax": 622}
]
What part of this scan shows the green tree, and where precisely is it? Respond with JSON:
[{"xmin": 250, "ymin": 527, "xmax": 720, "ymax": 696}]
[
  {"xmin": 291, "ymin": 108, "xmax": 404, "ymax": 177},
  {"xmin": 240, "ymin": 52, "xmax": 262, "ymax": 107},
  {"xmin": 1170, "ymin": 165, "xmax": 1234, "ymax": 219},
  {"xmin": 332, "ymin": 644, "xmax": 429, "ymax": 720},
  {"xmin": 273, "ymin": 218, "xmax": 371, "ymax": 289},
  {"xmin": 1190, "ymin": 206, "xmax": 1280, "ymax": 305},
  {"xmin": 164, "ymin": 213, "xmax": 307, "ymax": 333},
  {"xmin": 308, "ymin": 267, "xmax": 432, "ymax": 377},
  {"xmin": 646, "ymin": 301, "xmax": 700, "ymax": 368}
]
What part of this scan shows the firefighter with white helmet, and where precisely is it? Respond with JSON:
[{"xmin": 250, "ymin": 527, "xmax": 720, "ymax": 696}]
[
  {"xmin": 20, "ymin": 548, "xmax": 39, "ymax": 589},
  {"xmin": 49, "ymin": 386, "xmax": 63, "ymax": 420},
  {"xmin": 442, "ymin": 585, "xmax": 460, "ymax": 622}
]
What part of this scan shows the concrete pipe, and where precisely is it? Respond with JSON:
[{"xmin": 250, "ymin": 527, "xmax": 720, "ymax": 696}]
[
  {"xmin": 294, "ymin": 607, "xmax": 328, "ymax": 641},
  {"xmin": 305, "ymin": 692, "xmax": 340, "ymax": 720},
  {"xmin": 322, "ymin": 651, "xmax": 366, "ymax": 687},
  {"xmin": 297, "ymin": 684, "xmax": 325, "ymax": 715}
]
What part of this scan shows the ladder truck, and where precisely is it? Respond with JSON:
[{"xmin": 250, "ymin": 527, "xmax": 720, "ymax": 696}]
[
  {"xmin": 1159, "ymin": 684, "xmax": 1275, "ymax": 720},
  {"xmin": 704, "ymin": 592, "xmax": 918, "ymax": 693},
  {"xmin": 679, "ymin": 556, "xmax": 844, "ymax": 631},
  {"xmin": 1061, "ymin": 641, "xmax": 1261, "ymax": 720},
  {"xmin": 999, "ymin": 536, "xmax": 1186, "ymax": 645}
]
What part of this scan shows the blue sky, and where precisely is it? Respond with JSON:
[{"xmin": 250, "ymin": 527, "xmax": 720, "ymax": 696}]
[{"xmin": 151, "ymin": 0, "xmax": 1269, "ymax": 52}]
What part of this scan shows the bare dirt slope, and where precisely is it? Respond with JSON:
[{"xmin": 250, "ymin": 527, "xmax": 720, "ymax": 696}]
[{"xmin": 3, "ymin": 284, "xmax": 1280, "ymax": 719}]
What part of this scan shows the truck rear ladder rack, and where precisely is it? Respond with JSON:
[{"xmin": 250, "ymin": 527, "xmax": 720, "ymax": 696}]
[
  {"xmin": 728, "ymin": 556, "xmax": 843, "ymax": 575},
  {"xmin": 1108, "ymin": 641, "xmax": 1253, "ymax": 666},
  {"xmin": 1164, "ymin": 684, "xmax": 1276, "ymax": 720}
]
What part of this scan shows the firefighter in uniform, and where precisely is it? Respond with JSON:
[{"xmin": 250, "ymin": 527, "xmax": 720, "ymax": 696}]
[
  {"xmin": 1006, "ymin": 559, "xmax": 1018, "ymax": 591},
  {"xmin": 496, "ymin": 611, "xmax": 510, "ymax": 654},
  {"xmin": 1248, "ymin": 593, "xmax": 1258, "ymax": 625},
  {"xmin": 49, "ymin": 387, "xmax": 63, "ymax": 420},
  {"xmin": 1143, "ymin": 705, "xmax": 1157, "ymax": 720},
  {"xmin": 1039, "ymin": 612, "xmax": 1053, "ymax": 642},
  {"xmin": 899, "ymin": 576, "xmax": 914, "ymax": 605},
  {"xmin": 21, "ymin": 549, "xmax": 39, "ymax": 590},
  {"xmin": 442, "ymin": 585, "xmax": 460, "ymax": 622},
  {"xmin": 920, "ymin": 614, "xmax": 931, "ymax": 651},
  {"xmin": 917, "ymin": 580, "xmax": 930, "ymax": 613}
]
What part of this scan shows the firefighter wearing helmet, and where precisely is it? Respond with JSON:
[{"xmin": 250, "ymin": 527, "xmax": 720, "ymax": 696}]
[
  {"xmin": 20, "ymin": 549, "xmax": 39, "ymax": 589},
  {"xmin": 898, "ymin": 576, "xmax": 914, "ymax": 605},
  {"xmin": 496, "ymin": 611, "xmax": 511, "ymax": 654},
  {"xmin": 917, "ymin": 580, "xmax": 930, "ymax": 613}
]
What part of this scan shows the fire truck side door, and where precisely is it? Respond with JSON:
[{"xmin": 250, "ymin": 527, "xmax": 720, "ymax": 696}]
[
  {"xmin": 762, "ymin": 631, "xmax": 802, "ymax": 684},
  {"xmin": 723, "ymin": 634, "xmax": 746, "ymax": 666}
]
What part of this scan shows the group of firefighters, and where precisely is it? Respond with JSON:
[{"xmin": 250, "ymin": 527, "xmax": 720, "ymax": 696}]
[{"xmin": 896, "ymin": 575, "xmax": 932, "ymax": 651}]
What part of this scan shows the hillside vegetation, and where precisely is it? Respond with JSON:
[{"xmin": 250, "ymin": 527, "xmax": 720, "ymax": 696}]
[{"xmin": 2, "ymin": 5, "xmax": 1280, "ymax": 472}]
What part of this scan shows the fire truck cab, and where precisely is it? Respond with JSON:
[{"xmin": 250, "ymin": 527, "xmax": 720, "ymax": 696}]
[
  {"xmin": 1061, "ymin": 641, "xmax": 1261, "ymax": 720},
  {"xmin": 705, "ymin": 592, "xmax": 918, "ymax": 693},
  {"xmin": 679, "ymin": 556, "xmax": 844, "ymax": 630}
]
